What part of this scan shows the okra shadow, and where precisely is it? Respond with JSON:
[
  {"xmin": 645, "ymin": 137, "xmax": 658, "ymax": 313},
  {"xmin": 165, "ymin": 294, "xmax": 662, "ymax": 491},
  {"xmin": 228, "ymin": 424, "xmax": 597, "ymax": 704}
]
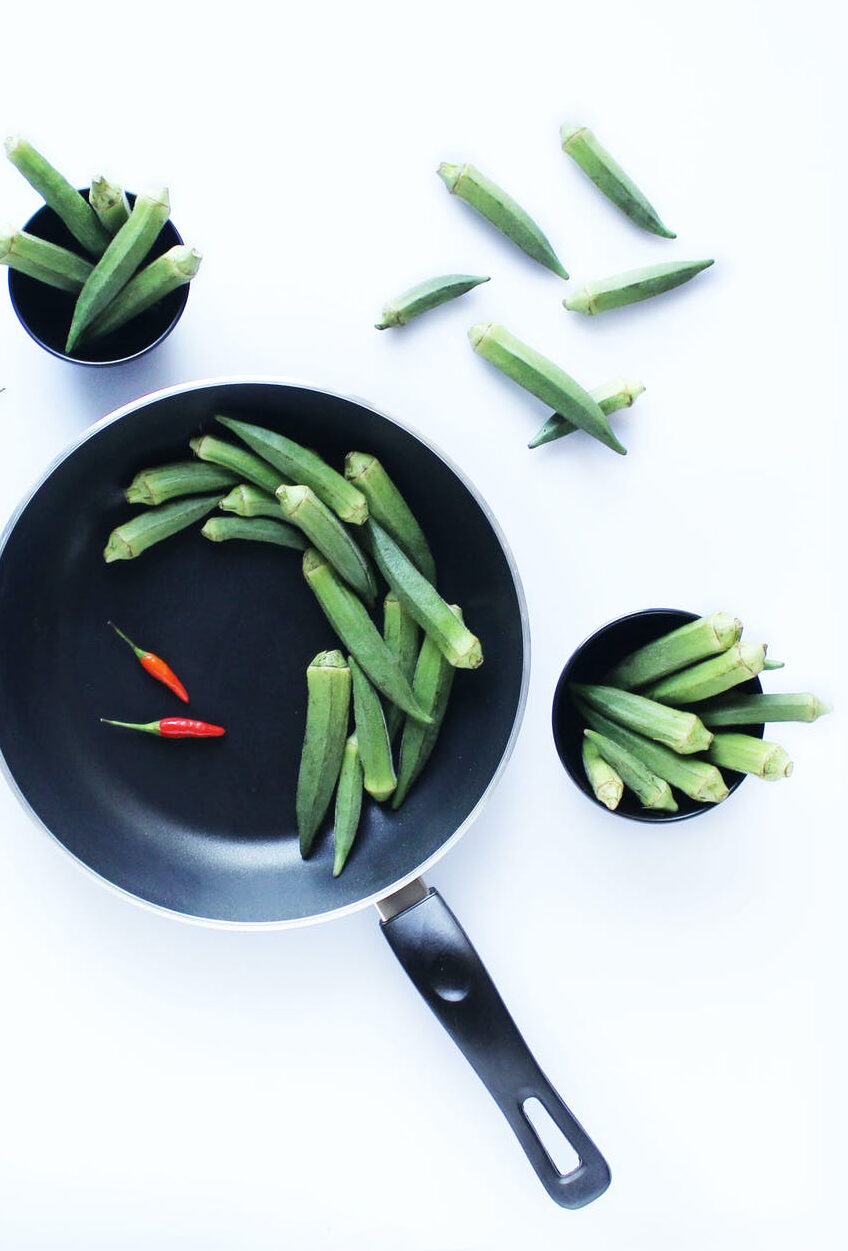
[{"xmin": 61, "ymin": 336, "xmax": 187, "ymax": 435}]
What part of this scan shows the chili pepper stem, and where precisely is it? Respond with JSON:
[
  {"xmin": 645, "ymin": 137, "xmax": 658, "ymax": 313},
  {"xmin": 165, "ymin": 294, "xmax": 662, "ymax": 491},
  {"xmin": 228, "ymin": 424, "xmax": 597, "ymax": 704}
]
[
  {"xmin": 108, "ymin": 620, "xmax": 145, "ymax": 659},
  {"xmin": 101, "ymin": 718, "xmax": 160, "ymax": 735}
]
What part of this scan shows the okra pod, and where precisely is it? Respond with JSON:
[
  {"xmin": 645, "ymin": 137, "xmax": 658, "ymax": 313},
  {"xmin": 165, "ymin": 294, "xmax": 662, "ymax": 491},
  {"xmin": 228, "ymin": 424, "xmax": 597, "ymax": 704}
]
[
  {"xmin": 103, "ymin": 493, "xmax": 221, "ymax": 562},
  {"xmin": 5, "ymin": 136, "xmax": 109, "ymax": 256},
  {"xmin": 644, "ymin": 643, "xmax": 767, "ymax": 704},
  {"xmin": 581, "ymin": 736, "xmax": 624, "ymax": 811},
  {"xmin": 1, "ymin": 226, "xmax": 93, "ymax": 293},
  {"xmin": 217, "ymin": 416, "xmax": 368, "ymax": 525},
  {"xmin": 201, "ymin": 516, "xmax": 306, "ymax": 550},
  {"xmin": 89, "ymin": 176, "xmax": 130, "ymax": 235},
  {"xmin": 584, "ymin": 730, "xmax": 677, "ymax": 811},
  {"xmin": 84, "ymin": 245, "xmax": 201, "ymax": 342},
  {"xmin": 383, "ymin": 592, "xmax": 419, "ymax": 742},
  {"xmin": 392, "ymin": 607, "xmax": 461, "ymax": 809},
  {"xmin": 367, "ymin": 521, "xmax": 482, "ymax": 669},
  {"xmin": 333, "ymin": 734, "xmax": 364, "ymax": 877},
  {"xmin": 707, "ymin": 733, "xmax": 793, "ymax": 781},
  {"xmin": 573, "ymin": 683, "xmax": 713, "ymax": 754},
  {"xmin": 375, "ymin": 273, "xmax": 490, "ymax": 329},
  {"xmin": 296, "ymin": 651, "xmax": 352, "ymax": 857},
  {"xmin": 763, "ymin": 659, "xmax": 784, "ymax": 671},
  {"xmin": 528, "ymin": 378, "xmax": 645, "ymax": 449},
  {"xmin": 277, "ymin": 484, "xmax": 377, "ymax": 603},
  {"xmin": 66, "ymin": 188, "xmax": 171, "ymax": 352},
  {"xmin": 559, "ymin": 124, "xmax": 676, "ymax": 239},
  {"xmin": 126, "ymin": 461, "xmax": 239, "ymax": 506},
  {"xmin": 468, "ymin": 323, "xmax": 626, "ymax": 455},
  {"xmin": 302, "ymin": 548, "xmax": 431, "ymax": 724},
  {"xmin": 190, "ymin": 434, "xmax": 288, "ymax": 496},
  {"xmin": 438, "ymin": 162, "xmax": 568, "ymax": 279},
  {"xmin": 218, "ymin": 484, "xmax": 282, "ymax": 519},
  {"xmin": 349, "ymin": 656, "xmax": 396, "ymax": 801},
  {"xmin": 564, "ymin": 260, "xmax": 714, "ymax": 316},
  {"xmin": 606, "ymin": 612, "xmax": 743, "ymax": 690},
  {"xmin": 699, "ymin": 693, "xmax": 832, "ymax": 727},
  {"xmin": 344, "ymin": 452, "xmax": 436, "ymax": 583}
]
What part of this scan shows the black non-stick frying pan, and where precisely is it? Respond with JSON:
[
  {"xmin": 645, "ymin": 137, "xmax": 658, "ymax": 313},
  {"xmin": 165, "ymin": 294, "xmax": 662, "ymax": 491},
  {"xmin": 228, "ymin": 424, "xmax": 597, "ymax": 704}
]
[{"xmin": 0, "ymin": 378, "xmax": 609, "ymax": 1207}]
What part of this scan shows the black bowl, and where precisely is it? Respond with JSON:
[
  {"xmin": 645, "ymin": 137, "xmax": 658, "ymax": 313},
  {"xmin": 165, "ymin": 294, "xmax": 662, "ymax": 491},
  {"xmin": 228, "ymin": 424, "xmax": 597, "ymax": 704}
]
[
  {"xmin": 553, "ymin": 608, "xmax": 764, "ymax": 823},
  {"xmin": 8, "ymin": 190, "xmax": 189, "ymax": 366}
]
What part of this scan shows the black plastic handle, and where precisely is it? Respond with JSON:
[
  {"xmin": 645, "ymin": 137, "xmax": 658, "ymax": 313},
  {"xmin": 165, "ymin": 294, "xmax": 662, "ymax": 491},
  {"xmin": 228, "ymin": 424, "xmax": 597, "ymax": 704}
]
[{"xmin": 380, "ymin": 886, "xmax": 610, "ymax": 1208}]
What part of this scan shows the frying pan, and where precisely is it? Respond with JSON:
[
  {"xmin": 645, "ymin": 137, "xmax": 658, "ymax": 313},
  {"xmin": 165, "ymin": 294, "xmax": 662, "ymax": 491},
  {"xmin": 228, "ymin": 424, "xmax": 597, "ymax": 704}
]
[{"xmin": 0, "ymin": 377, "xmax": 610, "ymax": 1208}]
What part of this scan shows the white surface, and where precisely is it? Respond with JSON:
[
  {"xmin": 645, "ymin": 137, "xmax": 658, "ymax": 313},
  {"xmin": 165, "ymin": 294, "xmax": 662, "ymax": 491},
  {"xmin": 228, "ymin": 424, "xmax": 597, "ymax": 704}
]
[{"xmin": 0, "ymin": 3, "xmax": 844, "ymax": 1248}]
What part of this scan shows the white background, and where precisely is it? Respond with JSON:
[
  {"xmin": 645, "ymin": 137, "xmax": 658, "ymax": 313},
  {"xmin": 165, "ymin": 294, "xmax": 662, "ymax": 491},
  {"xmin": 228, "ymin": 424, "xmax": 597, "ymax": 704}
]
[{"xmin": 1, "ymin": 2, "xmax": 845, "ymax": 1247}]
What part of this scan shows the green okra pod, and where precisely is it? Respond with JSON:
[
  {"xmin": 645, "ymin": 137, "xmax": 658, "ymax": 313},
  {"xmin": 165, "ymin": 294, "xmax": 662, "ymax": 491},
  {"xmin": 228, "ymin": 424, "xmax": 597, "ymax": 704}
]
[
  {"xmin": 584, "ymin": 730, "xmax": 677, "ymax": 811},
  {"xmin": 392, "ymin": 607, "xmax": 461, "ymax": 808},
  {"xmin": 103, "ymin": 493, "xmax": 221, "ymax": 562},
  {"xmin": 126, "ymin": 461, "xmax": 239, "ymax": 506},
  {"xmin": 699, "ymin": 693, "xmax": 832, "ymax": 727},
  {"xmin": 302, "ymin": 547, "xmax": 432, "ymax": 724},
  {"xmin": 573, "ymin": 683, "xmax": 713, "ymax": 754},
  {"xmin": 564, "ymin": 260, "xmax": 714, "ymax": 316},
  {"xmin": 1, "ymin": 226, "xmax": 94, "ymax": 293},
  {"xmin": 344, "ymin": 452, "xmax": 436, "ymax": 583},
  {"xmin": 333, "ymin": 733, "xmax": 364, "ymax": 877},
  {"xmin": 84, "ymin": 245, "xmax": 201, "ymax": 342},
  {"xmin": 707, "ymin": 733, "xmax": 793, "ymax": 780},
  {"xmin": 201, "ymin": 516, "xmax": 306, "ymax": 550},
  {"xmin": 382, "ymin": 592, "xmax": 420, "ymax": 742},
  {"xmin": 644, "ymin": 643, "xmax": 767, "ymax": 704},
  {"xmin": 376, "ymin": 273, "xmax": 490, "ymax": 329},
  {"xmin": 349, "ymin": 655, "xmax": 397, "ymax": 801},
  {"xmin": 5, "ymin": 136, "xmax": 110, "ymax": 256},
  {"xmin": 528, "ymin": 378, "xmax": 645, "ymax": 449},
  {"xmin": 763, "ymin": 659, "xmax": 784, "ymax": 671},
  {"xmin": 559, "ymin": 124, "xmax": 676, "ymax": 239},
  {"xmin": 89, "ymin": 176, "xmax": 130, "ymax": 235},
  {"xmin": 66, "ymin": 188, "xmax": 172, "ymax": 352},
  {"xmin": 468, "ymin": 323, "xmax": 626, "ymax": 455},
  {"xmin": 366, "ymin": 521, "xmax": 482, "ymax": 669},
  {"xmin": 606, "ymin": 612, "xmax": 743, "ymax": 690},
  {"xmin": 190, "ymin": 434, "xmax": 288, "ymax": 496},
  {"xmin": 581, "ymin": 736, "xmax": 624, "ymax": 811},
  {"xmin": 296, "ymin": 651, "xmax": 352, "ymax": 857},
  {"xmin": 438, "ymin": 162, "xmax": 568, "ymax": 279},
  {"xmin": 277, "ymin": 484, "xmax": 377, "ymax": 603},
  {"xmin": 218, "ymin": 483, "xmax": 282, "ymax": 519}
]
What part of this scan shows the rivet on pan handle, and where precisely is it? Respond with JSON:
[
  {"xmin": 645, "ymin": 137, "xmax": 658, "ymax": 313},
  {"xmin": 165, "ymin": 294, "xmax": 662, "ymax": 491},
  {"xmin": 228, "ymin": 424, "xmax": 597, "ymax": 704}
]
[{"xmin": 379, "ymin": 885, "xmax": 610, "ymax": 1207}]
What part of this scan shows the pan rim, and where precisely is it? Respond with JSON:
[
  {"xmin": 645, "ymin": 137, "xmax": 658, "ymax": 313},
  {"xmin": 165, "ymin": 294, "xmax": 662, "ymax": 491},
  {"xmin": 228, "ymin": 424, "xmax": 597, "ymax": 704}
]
[{"xmin": 0, "ymin": 374, "xmax": 530, "ymax": 931}]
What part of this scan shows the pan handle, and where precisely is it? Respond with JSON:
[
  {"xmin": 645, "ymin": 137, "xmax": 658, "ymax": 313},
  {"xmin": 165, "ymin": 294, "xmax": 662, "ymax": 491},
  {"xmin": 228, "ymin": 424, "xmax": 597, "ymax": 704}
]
[{"xmin": 378, "ymin": 882, "xmax": 610, "ymax": 1208}]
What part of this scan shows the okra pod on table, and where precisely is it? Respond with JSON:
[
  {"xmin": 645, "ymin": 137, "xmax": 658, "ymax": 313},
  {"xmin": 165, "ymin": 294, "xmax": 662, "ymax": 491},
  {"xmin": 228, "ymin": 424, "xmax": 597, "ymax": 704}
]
[
  {"xmin": 190, "ymin": 434, "xmax": 288, "ymax": 496},
  {"xmin": 468, "ymin": 323, "xmax": 626, "ymax": 455},
  {"xmin": 606, "ymin": 612, "xmax": 743, "ymax": 690},
  {"xmin": 707, "ymin": 733, "xmax": 793, "ymax": 780},
  {"xmin": 277, "ymin": 484, "xmax": 377, "ymax": 603},
  {"xmin": 5, "ymin": 136, "xmax": 110, "ymax": 257},
  {"xmin": 126, "ymin": 461, "xmax": 239, "ymax": 506},
  {"xmin": 393, "ymin": 607, "xmax": 461, "ymax": 809},
  {"xmin": 89, "ymin": 176, "xmax": 130, "ymax": 235},
  {"xmin": 584, "ymin": 730, "xmax": 677, "ymax": 811},
  {"xmin": 382, "ymin": 592, "xmax": 419, "ymax": 742},
  {"xmin": 529, "ymin": 378, "xmax": 645, "ymax": 449},
  {"xmin": 103, "ymin": 493, "xmax": 222, "ymax": 562},
  {"xmin": 644, "ymin": 643, "xmax": 767, "ymax": 704},
  {"xmin": 84, "ymin": 245, "xmax": 201, "ymax": 342},
  {"xmin": 333, "ymin": 734, "xmax": 364, "ymax": 877},
  {"xmin": 296, "ymin": 651, "xmax": 352, "ymax": 857},
  {"xmin": 218, "ymin": 484, "xmax": 282, "ymax": 519},
  {"xmin": 375, "ymin": 273, "xmax": 489, "ymax": 329},
  {"xmin": 564, "ymin": 260, "xmax": 714, "ymax": 316},
  {"xmin": 559, "ymin": 124, "xmax": 676, "ymax": 239},
  {"xmin": 349, "ymin": 656, "xmax": 396, "ymax": 802},
  {"xmin": 344, "ymin": 452, "xmax": 436, "ymax": 583},
  {"xmin": 581, "ymin": 736, "xmax": 624, "ymax": 811},
  {"xmin": 438, "ymin": 162, "xmax": 568, "ymax": 278},
  {"xmin": 201, "ymin": 516, "xmax": 306, "ymax": 550},
  {"xmin": 699, "ymin": 693, "xmax": 831, "ymax": 727},
  {"xmin": 1, "ymin": 227, "xmax": 93, "ymax": 293},
  {"xmin": 573, "ymin": 683, "xmax": 713, "ymax": 754},
  {"xmin": 217, "ymin": 416, "xmax": 368, "ymax": 525}
]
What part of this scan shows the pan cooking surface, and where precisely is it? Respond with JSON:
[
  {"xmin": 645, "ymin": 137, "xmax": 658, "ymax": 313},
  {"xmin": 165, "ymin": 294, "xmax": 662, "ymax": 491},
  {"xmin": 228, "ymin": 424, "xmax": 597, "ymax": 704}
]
[{"xmin": 0, "ymin": 382, "xmax": 526, "ymax": 923}]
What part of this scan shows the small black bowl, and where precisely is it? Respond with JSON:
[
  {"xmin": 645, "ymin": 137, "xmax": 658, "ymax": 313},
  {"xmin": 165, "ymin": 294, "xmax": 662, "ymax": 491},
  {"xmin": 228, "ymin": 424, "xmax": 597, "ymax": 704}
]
[
  {"xmin": 8, "ymin": 190, "xmax": 189, "ymax": 366},
  {"xmin": 553, "ymin": 608, "xmax": 764, "ymax": 822}
]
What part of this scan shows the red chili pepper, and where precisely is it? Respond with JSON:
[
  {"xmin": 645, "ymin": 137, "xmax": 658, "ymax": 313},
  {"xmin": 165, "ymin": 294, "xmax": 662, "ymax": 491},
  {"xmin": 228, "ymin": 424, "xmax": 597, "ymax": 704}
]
[
  {"xmin": 109, "ymin": 621, "xmax": 190, "ymax": 703},
  {"xmin": 101, "ymin": 717, "xmax": 226, "ymax": 738}
]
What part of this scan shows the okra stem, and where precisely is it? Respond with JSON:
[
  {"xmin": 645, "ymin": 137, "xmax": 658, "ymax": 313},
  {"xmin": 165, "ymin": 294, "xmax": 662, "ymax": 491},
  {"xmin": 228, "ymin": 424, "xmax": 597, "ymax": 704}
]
[
  {"xmin": 644, "ymin": 643, "xmax": 767, "ymax": 704},
  {"xmin": 126, "ymin": 461, "xmax": 239, "ymax": 506},
  {"xmin": 573, "ymin": 683, "xmax": 713, "ymax": 754},
  {"xmin": 1, "ymin": 226, "xmax": 93, "ymax": 293},
  {"xmin": 89, "ymin": 176, "xmax": 130, "ymax": 235},
  {"xmin": 707, "ymin": 733, "xmax": 793, "ymax": 780},
  {"xmin": 103, "ymin": 494, "xmax": 221, "ymax": 562},
  {"xmin": 5, "ymin": 136, "xmax": 110, "ymax": 256},
  {"xmin": 528, "ymin": 378, "xmax": 645, "ymax": 449},
  {"xmin": 606, "ymin": 612, "xmax": 743, "ymax": 690},
  {"xmin": 201, "ymin": 516, "xmax": 306, "ymax": 550},
  {"xmin": 84, "ymin": 245, "xmax": 201, "ymax": 342},
  {"xmin": 581, "ymin": 736, "xmax": 624, "ymax": 811},
  {"xmin": 218, "ymin": 484, "xmax": 282, "ymax": 519},
  {"xmin": 699, "ymin": 693, "xmax": 831, "ymax": 726},
  {"xmin": 344, "ymin": 452, "xmax": 436, "ymax": 583},
  {"xmin": 584, "ymin": 730, "xmax": 677, "ymax": 811}
]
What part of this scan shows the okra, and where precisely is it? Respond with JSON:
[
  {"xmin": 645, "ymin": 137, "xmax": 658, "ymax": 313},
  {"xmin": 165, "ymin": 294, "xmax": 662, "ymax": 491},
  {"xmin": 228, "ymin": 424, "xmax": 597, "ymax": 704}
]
[
  {"xmin": 584, "ymin": 730, "xmax": 677, "ymax": 811},
  {"xmin": 344, "ymin": 452, "xmax": 436, "ymax": 583},
  {"xmin": 581, "ymin": 736, "xmax": 624, "ymax": 811},
  {"xmin": 392, "ymin": 607, "xmax": 461, "ymax": 808},
  {"xmin": 85, "ymin": 245, "xmax": 201, "ymax": 342},
  {"xmin": 707, "ymin": 733, "xmax": 793, "ymax": 781},
  {"xmin": 103, "ymin": 493, "xmax": 221, "ymax": 562},
  {"xmin": 578, "ymin": 703, "xmax": 729, "ymax": 803},
  {"xmin": 468, "ymin": 323, "xmax": 626, "ymax": 455},
  {"xmin": 573, "ymin": 683, "xmax": 713, "ymax": 754},
  {"xmin": 699, "ymin": 693, "xmax": 831, "ymax": 727},
  {"xmin": 606, "ymin": 612, "xmax": 743, "ymax": 690},
  {"xmin": 5, "ymin": 136, "xmax": 109, "ymax": 256},
  {"xmin": 218, "ymin": 483, "xmax": 282, "ymax": 519},
  {"xmin": 190, "ymin": 434, "xmax": 288, "ymax": 496},
  {"xmin": 296, "ymin": 651, "xmax": 352, "ymax": 857},
  {"xmin": 376, "ymin": 273, "xmax": 490, "ymax": 329},
  {"xmin": 333, "ymin": 734, "xmax": 364, "ymax": 877},
  {"xmin": 559, "ymin": 124, "xmax": 676, "ymax": 239},
  {"xmin": 367, "ymin": 521, "xmax": 482, "ymax": 669},
  {"xmin": 438, "ymin": 162, "xmax": 568, "ymax": 279},
  {"xmin": 644, "ymin": 643, "xmax": 767, "ymax": 704},
  {"xmin": 217, "ymin": 416, "xmax": 368, "ymax": 525},
  {"xmin": 1, "ymin": 226, "xmax": 93, "ymax": 293},
  {"xmin": 349, "ymin": 656, "xmax": 396, "ymax": 801},
  {"xmin": 302, "ymin": 548, "xmax": 432, "ymax": 724},
  {"xmin": 564, "ymin": 260, "xmax": 714, "ymax": 316},
  {"xmin": 383, "ymin": 592, "xmax": 419, "ymax": 742},
  {"xmin": 277, "ymin": 484, "xmax": 377, "ymax": 603},
  {"xmin": 89, "ymin": 176, "xmax": 130, "ymax": 235},
  {"xmin": 201, "ymin": 516, "xmax": 306, "ymax": 550},
  {"xmin": 126, "ymin": 461, "xmax": 239, "ymax": 506},
  {"xmin": 66, "ymin": 188, "xmax": 171, "ymax": 352},
  {"xmin": 528, "ymin": 378, "xmax": 645, "ymax": 449},
  {"xmin": 763, "ymin": 659, "xmax": 784, "ymax": 670}
]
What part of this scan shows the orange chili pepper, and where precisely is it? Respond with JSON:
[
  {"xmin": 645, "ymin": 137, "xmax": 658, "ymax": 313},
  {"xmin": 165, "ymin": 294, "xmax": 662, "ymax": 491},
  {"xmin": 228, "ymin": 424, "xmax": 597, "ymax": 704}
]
[{"xmin": 108, "ymin": 621, "xmax": 190, "ymax": 703}]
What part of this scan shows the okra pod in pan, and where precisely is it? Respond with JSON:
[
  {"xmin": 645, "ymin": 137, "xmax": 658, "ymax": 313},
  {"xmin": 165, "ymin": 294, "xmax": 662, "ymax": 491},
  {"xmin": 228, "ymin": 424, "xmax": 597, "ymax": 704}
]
[
  {"xmin": 277, "ymin": 484, "xmax": 377, "ymax": 603},
  {"xmin": 296, "ymin": 651, "xmax": 352, "ymax": 857},
  {"xmin": 393, "ymin": 607, "xmax": 461, "ymax": 809},
  {"xmin": 344, "ymin": 452, "xmax": 436, "ymax": 583},
  {"xmin": 349, "ymin": 656, "xmax": 397, "ymax": 802}
]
